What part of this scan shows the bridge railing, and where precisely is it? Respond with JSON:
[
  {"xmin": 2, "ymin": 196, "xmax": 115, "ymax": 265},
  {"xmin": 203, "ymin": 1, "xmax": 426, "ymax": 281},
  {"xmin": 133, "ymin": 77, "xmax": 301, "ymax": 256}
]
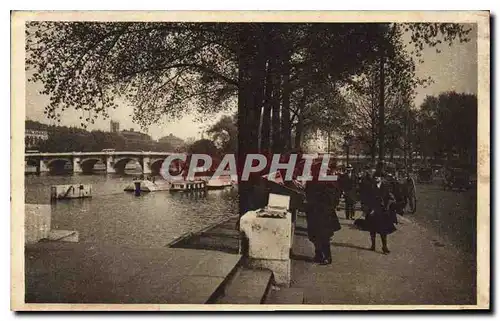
[{"xmin": 25, "ymin": 151, "xmax": 179, "ymax": 157}]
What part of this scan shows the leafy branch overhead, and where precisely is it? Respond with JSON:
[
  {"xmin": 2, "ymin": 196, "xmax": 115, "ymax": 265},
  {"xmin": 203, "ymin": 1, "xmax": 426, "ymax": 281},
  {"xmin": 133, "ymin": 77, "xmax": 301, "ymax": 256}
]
[{"xmin": 26, "ymin": 21, "xmax": 472, "ymax": 156}]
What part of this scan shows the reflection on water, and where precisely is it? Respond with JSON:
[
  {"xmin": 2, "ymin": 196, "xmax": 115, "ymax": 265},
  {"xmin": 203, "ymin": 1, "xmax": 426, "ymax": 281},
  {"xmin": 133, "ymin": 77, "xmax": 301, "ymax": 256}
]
[{"xmin": 25, "ymin": 173, "xmax": 238, "ymax": 247}]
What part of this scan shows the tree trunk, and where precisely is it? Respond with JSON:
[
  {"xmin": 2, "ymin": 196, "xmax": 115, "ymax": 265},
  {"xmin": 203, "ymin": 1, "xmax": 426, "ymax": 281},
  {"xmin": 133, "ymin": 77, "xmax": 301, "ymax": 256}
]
[
  {"xmin": 280, "ymin": 48, "xmax": 292, "ymax": 151},
  {"xmin": 295, "ymin": 114, "xmax": 304, "ymax": 150},
  {"xmin": 237, "ymin": 25, "xmax": 266, "ymax": 217},
  {"xmin": 378, "ymin": 54, "xmax": 385, "ymax": 162},
  {"xmin": 271, "ymin": 57, "xmax": 282, "ymax": 152},
  {"xmin": 261, "ymin": 60, "xmax": 272, "ymax": 153},
  {"xmin": 294, "ymin": 90, "xmax": 307, "ymax": 150},
  {"xmin": 327, "ymin": 131, "xmax": 331, "ymax": 153}
]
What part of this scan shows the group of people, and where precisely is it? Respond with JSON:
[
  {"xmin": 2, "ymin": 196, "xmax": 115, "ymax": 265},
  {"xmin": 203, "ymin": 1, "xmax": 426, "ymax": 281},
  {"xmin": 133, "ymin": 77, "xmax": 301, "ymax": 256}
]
[{"xmin": 304, "ymin": 162, "xmax": 398, "ymax": 265}]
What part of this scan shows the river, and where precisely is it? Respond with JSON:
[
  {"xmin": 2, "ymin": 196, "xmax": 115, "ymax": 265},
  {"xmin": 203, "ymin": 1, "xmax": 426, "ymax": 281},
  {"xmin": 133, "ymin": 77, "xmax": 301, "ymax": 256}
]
[{"xmin": 25, "ymin": 173, "xmax": 239, "ymax": 248}]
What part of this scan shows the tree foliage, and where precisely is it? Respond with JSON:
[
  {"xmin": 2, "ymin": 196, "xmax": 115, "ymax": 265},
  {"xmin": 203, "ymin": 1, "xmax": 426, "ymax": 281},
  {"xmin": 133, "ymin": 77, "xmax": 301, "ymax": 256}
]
[
  {"xmin": 187, "ymin": 138, "xmax": 218, "ymax": 156},
  {"xmin": 26, "ymin": 120, "xmax": 175, "ymax": 152},
  {"xmin": 206, "ymin": 114, "xmax": 237, "ymax": 154},
  {"xmin": 415, "ymin": 92, "xmax": 477, "ymax": 166}
]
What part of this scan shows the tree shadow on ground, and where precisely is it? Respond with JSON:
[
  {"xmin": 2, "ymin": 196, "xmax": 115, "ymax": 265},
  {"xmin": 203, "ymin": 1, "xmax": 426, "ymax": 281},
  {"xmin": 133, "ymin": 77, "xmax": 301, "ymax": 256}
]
[{"xmin": 331, "ymin": 242, "xmax": 373, "ymax": 252}]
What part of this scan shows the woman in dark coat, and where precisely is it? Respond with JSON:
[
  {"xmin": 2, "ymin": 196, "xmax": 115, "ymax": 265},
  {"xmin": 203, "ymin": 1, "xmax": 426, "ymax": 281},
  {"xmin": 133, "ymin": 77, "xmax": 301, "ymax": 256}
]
[
  {"xmin": 365, "ymin": 174, "xmax": 397, "ymax": 254},
  {"xmin": 304, "ymin": 164, "xmax": 342, "ymax": 265}
]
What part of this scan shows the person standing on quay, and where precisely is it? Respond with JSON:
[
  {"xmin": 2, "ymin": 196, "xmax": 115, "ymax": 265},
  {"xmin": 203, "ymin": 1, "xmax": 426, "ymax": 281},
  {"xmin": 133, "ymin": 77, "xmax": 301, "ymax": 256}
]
[
  {"xmin": 304, "ymin": 160, "xmax": 342, "ymax": 265},
  {"xmin": 365, "ymin": 173, "xmax": 397, "ymax": 254},
  {"xmin": 339, "ymin": 164, "xmax": 357, "ymax": 220},
  {"xmin": 359, "ymin": 165, "xmax": 374, "ymax": 216}
]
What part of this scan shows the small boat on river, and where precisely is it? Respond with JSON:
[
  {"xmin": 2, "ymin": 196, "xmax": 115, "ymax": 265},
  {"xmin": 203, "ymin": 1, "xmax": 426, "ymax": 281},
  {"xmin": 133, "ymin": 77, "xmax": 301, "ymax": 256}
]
[
  {"xmin": 124, "ymin": 179, "xmax": 170, "ymax": 192},
  {"xmin": 204, "ymin": 175, "xmax": 234, "ymax": 189}
]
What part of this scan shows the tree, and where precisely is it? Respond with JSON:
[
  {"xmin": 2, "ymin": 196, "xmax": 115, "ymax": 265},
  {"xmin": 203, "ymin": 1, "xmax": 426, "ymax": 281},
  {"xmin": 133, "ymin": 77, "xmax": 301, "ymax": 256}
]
[
  {"xmin": 26, "ymin": 22, "xmax": 472, "ymax": 215},
  {"xmin": 206, "ymin": 114, "xmax": 237, "ymax": 154},
  {"xmin": 187, "ymin": 138, "xmax": 218, "ymax": 156},
  {"xmin": 415, "ymin": 92, "xmax": 477, "ymax": 167}
]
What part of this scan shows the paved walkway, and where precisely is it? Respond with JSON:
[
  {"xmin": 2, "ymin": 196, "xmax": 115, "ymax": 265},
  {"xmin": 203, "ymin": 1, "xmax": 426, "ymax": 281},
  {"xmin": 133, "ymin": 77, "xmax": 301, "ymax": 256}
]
[
  {"xmin": 291, "ymin": 211, "xmax": 476, "ymax": 305},
  {"xmin": 25, "ymin": 242, "xmax": 241, "ymax": 304}
]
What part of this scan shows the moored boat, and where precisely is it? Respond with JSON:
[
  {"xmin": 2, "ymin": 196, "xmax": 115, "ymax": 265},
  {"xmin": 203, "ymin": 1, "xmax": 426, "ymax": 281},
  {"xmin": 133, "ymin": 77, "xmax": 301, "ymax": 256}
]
[
  {"xmin": 169, "ymin": 180, "xmax": 207, "ymax": 192},
  {"xmin": 124, "ymin": 179, "xmax": 170, "ymax": 192},
  {"xmin": 205, "ymin": 175, "xmax": 233, "ymax": 189}
]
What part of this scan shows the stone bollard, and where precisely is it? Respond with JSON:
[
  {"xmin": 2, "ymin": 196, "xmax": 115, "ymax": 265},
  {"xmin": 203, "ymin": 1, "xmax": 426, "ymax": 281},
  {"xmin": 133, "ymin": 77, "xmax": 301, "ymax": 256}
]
[
  {"xmin": 239, "ymin": 194, "xmax": 293, "ymax": 287},
  {"xmin": 25, "ymin": 204, "xmax": 51, "ymax": 244},
  {"xmin": 25, "ymin": 204, "xmax": 79, "ymax": 244}
]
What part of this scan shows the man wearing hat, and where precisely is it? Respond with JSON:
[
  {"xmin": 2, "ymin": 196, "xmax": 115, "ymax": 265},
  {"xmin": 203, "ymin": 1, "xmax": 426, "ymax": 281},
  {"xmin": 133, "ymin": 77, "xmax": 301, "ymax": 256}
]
[
  {"xmin": 304, "ymin": 157, "xmax": 342, "ymax": 264},
  {"xmin": 339, "ymin": 164, "xmax": 357, "ymax": 220}
]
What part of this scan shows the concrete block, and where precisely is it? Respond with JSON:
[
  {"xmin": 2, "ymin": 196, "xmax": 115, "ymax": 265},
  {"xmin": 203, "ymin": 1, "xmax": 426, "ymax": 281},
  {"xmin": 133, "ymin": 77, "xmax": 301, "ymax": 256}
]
[
  {"xmin": 25, "ymin": 204, "xmax": 51, "ymax": 245},
  {"xmin": 240, "ymin": 210, "xmax": 292, "ymax": 260},
  {"xmin": 247, "ymin": 258, "xmax": 291, "ymax": 287}
]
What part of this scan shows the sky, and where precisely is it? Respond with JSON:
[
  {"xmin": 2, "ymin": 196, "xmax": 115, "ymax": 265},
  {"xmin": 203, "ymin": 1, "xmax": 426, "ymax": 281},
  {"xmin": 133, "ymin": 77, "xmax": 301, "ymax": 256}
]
[{"xmin": 25, "ymin": 24, "xmax": 477, "ymax": 140}]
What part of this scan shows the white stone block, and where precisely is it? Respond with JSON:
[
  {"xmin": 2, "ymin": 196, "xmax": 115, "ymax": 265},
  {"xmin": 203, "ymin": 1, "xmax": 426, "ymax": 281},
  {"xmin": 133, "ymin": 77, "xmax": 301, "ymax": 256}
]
[
  {"xmin": 240, "ymin": 210, "xmax": 292, "ymax": 260},
  {"xmin": 25, "ymin": 204, "xmax": 51, "ymax": 244},
  {"xmin": 247, "ymin": 258, "xmax": 291, "ymax": 287}
]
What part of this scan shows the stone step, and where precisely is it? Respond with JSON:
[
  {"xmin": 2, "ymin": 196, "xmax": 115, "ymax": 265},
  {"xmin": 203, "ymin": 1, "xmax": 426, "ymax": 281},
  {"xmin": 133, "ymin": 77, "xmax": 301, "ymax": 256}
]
[
  {"xmin": 214, "ymin": 267, "xmax": 273, "ymax": 304},
  {"xmin": 47, "ymin": 230, "xmax": 79, "ymax": 242},
  {"xmin": 264, "ymin": 287, "xmax": 305, "ymax": 305}
]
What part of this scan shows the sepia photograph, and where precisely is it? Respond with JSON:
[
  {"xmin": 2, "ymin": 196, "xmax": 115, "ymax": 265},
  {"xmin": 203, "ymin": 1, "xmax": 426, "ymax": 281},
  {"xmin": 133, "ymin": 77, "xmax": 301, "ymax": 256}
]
[{"xmin": 11, "ymin": 11, "xmax": 490, "ymax": 311}]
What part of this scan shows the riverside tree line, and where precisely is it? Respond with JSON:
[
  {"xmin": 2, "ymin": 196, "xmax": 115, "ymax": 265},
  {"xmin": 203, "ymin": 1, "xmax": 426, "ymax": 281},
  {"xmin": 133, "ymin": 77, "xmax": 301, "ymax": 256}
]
[
  {"xmin": 26, "ymin": 114, "xmax": 237, "ymax": 155},
  {"xmin": 25, "ymin": 22, "xmax": 475, "ymax": 212}
]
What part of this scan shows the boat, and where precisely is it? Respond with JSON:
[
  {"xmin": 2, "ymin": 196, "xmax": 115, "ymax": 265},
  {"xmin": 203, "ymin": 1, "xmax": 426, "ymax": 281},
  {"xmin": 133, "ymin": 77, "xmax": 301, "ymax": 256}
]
[
  {"xmin": 205, "ymin": 175, "xmax": 234, "ymax": 189},
  {"xmin": 124, "ymin": 179, "xmax": 170, "ymax": 192},
  {"xmin": 169, "ymin": 179, "xmax": 207, "ymax": 192},
  {"xmin": 51, "ymin": 184, "xmax": 92, "ymax": 200}
]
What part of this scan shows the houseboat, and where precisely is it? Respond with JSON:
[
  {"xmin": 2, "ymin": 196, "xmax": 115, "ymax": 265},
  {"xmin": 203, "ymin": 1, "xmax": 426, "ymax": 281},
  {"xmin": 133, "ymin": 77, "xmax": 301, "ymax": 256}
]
[{"xmin": 169, "ymin": 180, "xmax": 207, "ymax": 192}]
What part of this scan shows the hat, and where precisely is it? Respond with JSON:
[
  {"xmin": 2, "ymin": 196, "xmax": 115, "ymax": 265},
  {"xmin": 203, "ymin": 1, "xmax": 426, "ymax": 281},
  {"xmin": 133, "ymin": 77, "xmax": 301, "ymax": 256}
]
[{"xmin": 346, "ymin": 164, "xmax": 353, "ymax": 170}]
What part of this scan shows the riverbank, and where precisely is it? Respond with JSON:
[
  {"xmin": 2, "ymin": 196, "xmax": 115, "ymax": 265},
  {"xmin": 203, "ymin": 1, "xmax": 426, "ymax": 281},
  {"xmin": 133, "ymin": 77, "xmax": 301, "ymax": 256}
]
[{"xmin": 21, "ymin": 205, "xmax": 479, "ymax": 308}]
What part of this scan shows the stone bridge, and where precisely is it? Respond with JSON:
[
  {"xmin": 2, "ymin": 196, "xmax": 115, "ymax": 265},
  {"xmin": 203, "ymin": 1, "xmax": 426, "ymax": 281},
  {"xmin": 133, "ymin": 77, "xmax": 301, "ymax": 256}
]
[{"xmin": 25, "ymin": 151, "xmax": 182, "ymax": 174}]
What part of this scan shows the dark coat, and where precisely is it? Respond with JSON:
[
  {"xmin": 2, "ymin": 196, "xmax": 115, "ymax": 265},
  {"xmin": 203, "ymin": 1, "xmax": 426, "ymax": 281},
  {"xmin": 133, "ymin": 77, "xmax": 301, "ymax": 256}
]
[
  {"xmin": 359, "ymin": 174, "xmax": 374, "ymax": 207},
  {"xmin": 339, "ymin": 173, "xmax": 357, "ymax": 201},
  {"xmin": 364, "ymin": 182, "xmax": 397, "ymax": 235},
  {"xmin": 305, "ymin": 180, "xmax": 342, "ymax": 242}
]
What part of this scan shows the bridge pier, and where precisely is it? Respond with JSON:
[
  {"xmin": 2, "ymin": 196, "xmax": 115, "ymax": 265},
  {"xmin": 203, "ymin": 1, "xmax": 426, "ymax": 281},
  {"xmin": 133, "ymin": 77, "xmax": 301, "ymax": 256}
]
[
  {"xmin": 72, "ymin": 156, "xmax": 82, "ymax": 173},
  {"xmin": 39, "ymin": 159, "xmax": 49, "ymax": 173},
  {"xmin": 142, "ymin": 156, "xmax": 151, "ymax": 175},
  {"xmin": 106, "ymin": 155, "xmax": 116, "ymax": 174}
]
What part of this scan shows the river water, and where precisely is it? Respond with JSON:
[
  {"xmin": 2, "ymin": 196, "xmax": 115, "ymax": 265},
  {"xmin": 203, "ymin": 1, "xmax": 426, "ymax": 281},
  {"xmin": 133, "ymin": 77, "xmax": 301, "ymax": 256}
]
[{"xmin": 25, "ymin": 173, "xmax": 239, "ymax": 248}]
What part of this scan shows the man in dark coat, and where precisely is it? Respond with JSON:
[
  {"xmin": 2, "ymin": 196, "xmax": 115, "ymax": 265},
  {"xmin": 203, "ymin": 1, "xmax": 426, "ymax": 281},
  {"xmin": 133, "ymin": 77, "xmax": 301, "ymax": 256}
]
[
  {"xmin": 304, "ymin": 161, "xmax": 342, "ymax": 265},
  {"xmin": 364, "ymin": 173, "xmax": 397, "ymax": 254},
  {"xmin": 339, "ymin": 164, "xmax": 357, "ymax": 220},
  {"xmin": 359, "ymin": 166, "xmax": 374, "ymax": 216}
]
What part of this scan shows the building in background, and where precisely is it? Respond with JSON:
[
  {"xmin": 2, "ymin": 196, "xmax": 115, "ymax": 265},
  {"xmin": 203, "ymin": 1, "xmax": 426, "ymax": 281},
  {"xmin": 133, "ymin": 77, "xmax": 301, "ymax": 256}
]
[
  {"xmin": 120, "ymin": 128, "xmax": 153, "ymax": 150},
  {"xmin": 25, "ymin": 120, "xmax": 50, "ymax": 150},
  {"xmin": 110, "ymin": 120, "xmax": 120, "ymax": 133},
  {"xmin": 25, "ymin": 129, "xmax": 49, "ymax": 149},
  {"xmin": 158, "ymin": 133, "xmax": 185, "ymax": 151}
]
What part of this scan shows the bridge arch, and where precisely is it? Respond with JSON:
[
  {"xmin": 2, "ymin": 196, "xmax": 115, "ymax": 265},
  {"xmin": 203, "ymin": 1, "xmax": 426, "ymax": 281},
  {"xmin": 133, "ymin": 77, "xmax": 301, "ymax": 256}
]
[
  {"xmin": 150, "ymin": 158, "xmax": 165, "ymax": 175},
  {"xmin": 80, "ymin": 157, "xmax": 106, "ymax": 173},
  {"xmin": 113, "ymin": 157, "xmax": 141, "ymax": 173},
  {"xmin": 26, "ymin": 158, "xmax": 39, "ymax": 167},
  {"xmin": 46, "ymin": 158, "xmax": 72, "ymax": 173}
]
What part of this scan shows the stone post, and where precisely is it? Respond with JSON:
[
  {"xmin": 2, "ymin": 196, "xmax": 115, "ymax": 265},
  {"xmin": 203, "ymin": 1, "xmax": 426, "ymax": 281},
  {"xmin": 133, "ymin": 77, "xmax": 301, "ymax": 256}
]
[
  {"xmin": 106, "ymin": 155, "xmax": 116, "ymax": 174},
  {"xmin": 39, "ymin": 159, "xmax": 49, "ymax": 173},
  {"xmin": 72, "ymin": 155, "xmax": 82, "ymax": 173},
  {"xmin": 142, "ymin": 156, "xmax": 152, "ymax": 174}
]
